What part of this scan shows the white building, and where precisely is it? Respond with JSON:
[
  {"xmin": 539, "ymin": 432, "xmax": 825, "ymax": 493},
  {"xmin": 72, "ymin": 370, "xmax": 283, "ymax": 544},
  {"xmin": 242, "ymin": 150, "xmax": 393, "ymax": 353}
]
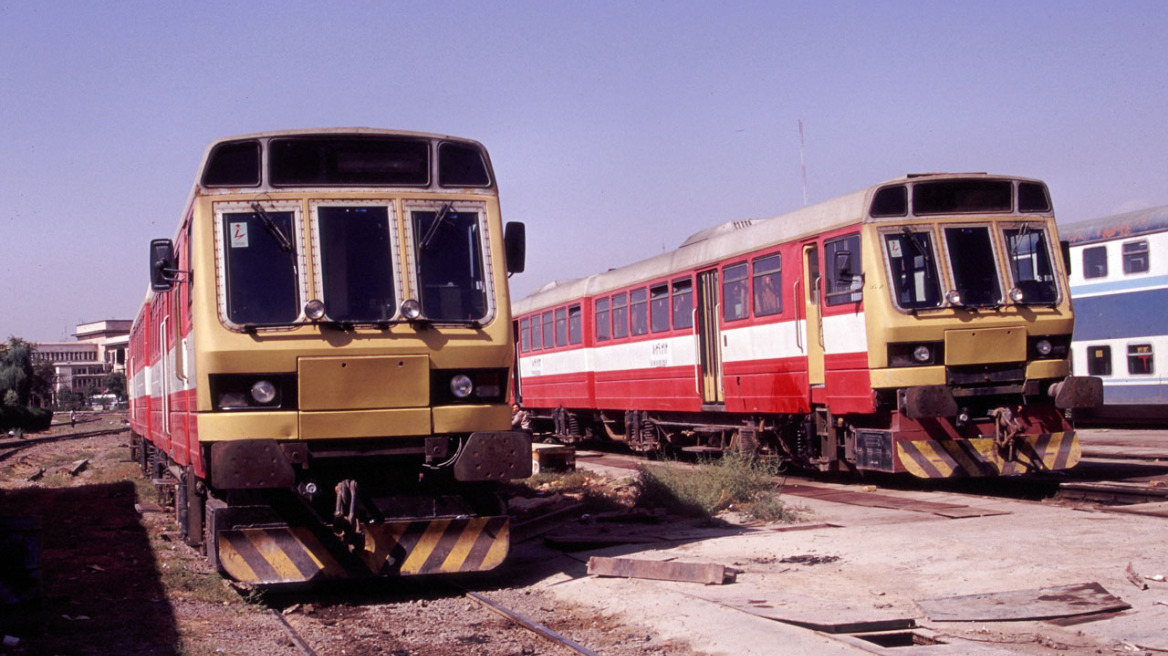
[{"xmin": 32, "ymin": 320, "xmax": 131, "ymax": 398}]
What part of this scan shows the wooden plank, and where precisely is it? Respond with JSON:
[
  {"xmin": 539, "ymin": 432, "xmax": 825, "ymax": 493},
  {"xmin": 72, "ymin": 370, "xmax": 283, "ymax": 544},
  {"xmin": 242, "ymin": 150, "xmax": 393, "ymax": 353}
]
[
  {"xmin": 588, "ymin": 556, "xmax": 729, "ymax": 585},
  {"xmin": 689, "ymin": 582, "xmax": 916, "ymax": 634},
  {"xmin": 917, "ymin": 582, "xmax": 1130, "ymax": 622},
  {"xmin": 931, "ymin": 507, "xmax": 1010, "ymax": 519},
  {"xmin": 1103, "ymin": 501, "xmax": 1168, "ymax": 518}
]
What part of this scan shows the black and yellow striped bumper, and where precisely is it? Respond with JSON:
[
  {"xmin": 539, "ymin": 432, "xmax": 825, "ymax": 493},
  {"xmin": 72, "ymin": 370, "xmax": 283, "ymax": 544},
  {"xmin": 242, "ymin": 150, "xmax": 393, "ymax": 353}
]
[
  {"xmin": 897, "ymin": 431, "xmax": 1081, "ymax": 478},
  {"xmin": 217, "ymin": 516, "xmax": 510, "ymax": 585}
]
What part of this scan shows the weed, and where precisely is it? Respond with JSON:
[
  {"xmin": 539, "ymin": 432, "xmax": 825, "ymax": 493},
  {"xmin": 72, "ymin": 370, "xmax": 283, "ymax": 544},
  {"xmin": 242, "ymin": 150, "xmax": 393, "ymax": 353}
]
[{"xmin": 635, "ymin": 454, "xmax": 798, "ymax": 523}]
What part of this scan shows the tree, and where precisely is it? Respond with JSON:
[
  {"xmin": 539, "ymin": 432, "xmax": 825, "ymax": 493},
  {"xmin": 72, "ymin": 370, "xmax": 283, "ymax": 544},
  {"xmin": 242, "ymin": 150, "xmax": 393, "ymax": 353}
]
[
  {"xmin": 0, "ymin": 337, "xmax": 35, "ymax": 408},
  {"xmin": 103, "ymin": 371, "xmax": 126, "ymax": 401},
  {"xmin": 30, "ymin": 359, "xmax": 56, "ymax": 408}
]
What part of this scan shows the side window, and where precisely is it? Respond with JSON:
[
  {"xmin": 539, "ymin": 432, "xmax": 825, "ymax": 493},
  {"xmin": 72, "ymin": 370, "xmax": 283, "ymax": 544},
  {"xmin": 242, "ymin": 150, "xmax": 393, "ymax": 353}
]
[
  {"xmin": 752, "ymin": 254, "xmax": 782, "ymax": 316},
  {"xmin": 1123, "ymin": 240, "xmax": 1149, "ymax": 274},
  {"xmin": 541, "ymin": 311, "xmax": 554, "ymax": 349},
  {"xmin": 612, "ymin": 293, "xmax": 628, "ymax": 339},
  {"xmin": 568, "ymin": 304, "xmax": 582, "ymax": 345},
  {"xmin": 595, "ymin": 298, "xmax": 610, "ymax": 342},
  {"xmin": 554, "ymin": 308, "xmax": 568, "ymax": 347},
  {"xmin": 530, "ymin": 315, "xmax": 541, "ymax": 351},
  {"xmin": 1082, "ymin": 245, "xmax": 1107, "ymax": 279},
  {"xmin": 520, "ymin": 317, "xmax": 530, "ymax": 353},
  {"xmin": 825, "ymin": 233, "xmax": 863, "ymax": 306},
  {"xmin": 1087, "ymin": 345, "xmax": 1112, "ymax": 376},
  {"xmin": 630, "ymin": 288, "xmax": 648, "ymax": 336},
  {"xmin": 722, "ymin": 263, "xmax": 749, "ymax": 322},
  {"xmin": 649, "ymin": 284, "xmax": 670, "ymax": 333},
  {"xmin": 1128, "ymin": 344, "xmax": 1154, "ymax": 375},
  {"xmin": 672, "ymin": 277, "xmax": 693, "ymax": 329}
]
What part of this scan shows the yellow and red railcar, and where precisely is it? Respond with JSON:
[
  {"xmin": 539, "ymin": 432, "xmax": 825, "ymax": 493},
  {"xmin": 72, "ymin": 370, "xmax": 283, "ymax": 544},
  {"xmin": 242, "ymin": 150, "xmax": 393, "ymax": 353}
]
[
  {"xmin": 128, "ymin": 129, "xmax": 529, "ymax": 584},
  {"xmin": 514, "ymin": 174, "xmax": 1101, "ymax": 477}
]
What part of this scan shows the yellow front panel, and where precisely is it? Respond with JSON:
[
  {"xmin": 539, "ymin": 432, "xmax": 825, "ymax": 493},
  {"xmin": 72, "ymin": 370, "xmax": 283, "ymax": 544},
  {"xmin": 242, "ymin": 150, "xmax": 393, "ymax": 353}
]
[
  {"xmin": 432, "ymin": 404, "xmax": 511, "ymax": 434},
  {"xmin": 299, "ymin": 408, "xmax": 430, "ymax": 439},
  {"xmin": 198, "ymin": 411, "xmax": 299, "ymax": 441},
  {"xmin": 299, "ymin": 355, "xmax": 429, "ymax": 410},
  {"xmin": 944, "ymin": 327, "xmax": 1026, "ymax": 365},
  {"xmin": 1026, "ymin": 359, "xmax": 1070, "ymax": 379},
  {"xmin": 868, "ymin": 366, "xmax": 946, "ymax": 390}
]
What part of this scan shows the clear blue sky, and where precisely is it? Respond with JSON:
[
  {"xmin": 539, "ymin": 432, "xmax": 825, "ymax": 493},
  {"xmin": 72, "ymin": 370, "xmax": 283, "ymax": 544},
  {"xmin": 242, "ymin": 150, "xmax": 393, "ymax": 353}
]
[{"xmin": 2, "ymin": 1, "xmax": 1165, "ymax": 342}]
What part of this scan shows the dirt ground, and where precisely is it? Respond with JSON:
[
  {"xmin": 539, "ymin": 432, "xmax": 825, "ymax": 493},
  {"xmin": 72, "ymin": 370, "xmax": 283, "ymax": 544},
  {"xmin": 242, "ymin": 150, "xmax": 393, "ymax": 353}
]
[
  {"xmin": 3, "ymin": 418, "xmax": 1167, "ymax": 656},
  {"xmin": 0, "ymin": 414, "xmax": 700, "ymax": 656}
]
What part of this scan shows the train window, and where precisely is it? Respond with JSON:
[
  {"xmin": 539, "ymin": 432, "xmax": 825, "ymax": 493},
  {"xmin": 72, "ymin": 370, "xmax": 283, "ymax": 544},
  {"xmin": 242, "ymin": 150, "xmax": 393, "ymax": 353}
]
[
  {"xmin": 270, "ymin": 137, "xmax": 429, "ymax": 186},
  {"xmin": 541, "ymin": 311, "xmax": 554, "ymax": 349},
  {"xmin": 1082, "ymin": 245, "xmax": 1108, "ymax": 279},
  {"xmin": 1128, "ymin": 344, "xmax": 1154, "ymax": 375},
  {"xmin": 568, "ymin": 304, "xmax": 583, "ymax": 344},
  {"xmin": 220, "ymin": 210, "xmax": 300, "ymax": 326},
  {"xmin": 1003, "ymin": 226, "xmax": 1057, "ymax": 304},
  {"xmin": 884, "ymin": 230, "xmax": 941, "ymax": 309},
  {"xmin": 1123, "ymin": 240, "xmax": 1149, "ymax": 274},
  {"xmin": 943, "ymin": 227, "xmax": 1003, "ymax": 307},
  {"xmin": 1018, "ymin": 182, "xmax": 1051, "ymax": 212},
  {"xmin": 722, "ymin": 263, "xmax": 749, "ymax": 321},
  {"xmin": 914, "ymin": 180, "xmax": 1012, "ymax": 215},
  {"xmin": 1087, "ymin": 345, "xmax": 1112, "ymax": 376},
  {"xmin": 612, "ymin": 293, "xmax": 628, "ymax": 339},
  {"xmin": 825, "ymin": 234, "xmax": 863, "ymax": 306},
  {"xmin": 630, "ymin": 288, "xmax": 649, "ymax": 336},
  {"xmin": 412, "ymin": 208, "xmax": 488, "ymax": 321},
  {"xmin": 317, "ymin": 206, "xmax": 397, "ymax": 322},
  {"xmin": 650, "ymin": 284, "xmax": 670, "ymax": 333},
  {"xmin": 438, "ymin": 142, "xmax": 491, "ymax": 187},
  {"xmin": 752, "ymin": 255, "xmax": 782, "ymax": 316},
  {"xmin": 870, "ymin": 185, "xmax": 907, "ymax": 217},
  {"xmin": 520, "ymin": 317, "xmax": 530, "ymax": 352},
  {"xmin": 555, "ymin": 308, "xmax": 568, "ymax": 347},
  {"xmin": 530, "ymin": 314, "xmax": 542, "ymax": 350},
  {"xmin": 202, "ymin": 140, "xmax": 260, "ymax": 187},
  {"xmin": 672, "ymin": 278, "xmax": 694, "ymax": 329},
  {"xmin": 595, "ymin": 298, "xmax": 610, "ymax": 342}
]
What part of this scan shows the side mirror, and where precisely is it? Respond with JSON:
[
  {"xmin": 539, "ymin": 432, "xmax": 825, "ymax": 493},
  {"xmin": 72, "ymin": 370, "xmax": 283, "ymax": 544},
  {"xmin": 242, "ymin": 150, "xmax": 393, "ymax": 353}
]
[
  {"xmin": 150, "ymin": 238, "xmax": 177, "ymax": 291},
  {"xmin": 504, "ymin": 222, "xmax": 526, "ymax": 274},
  {"xmin": 834, "ymin": 250, "xmax": 856, "ymax": 283},
  {"xmin": 1060, "ymin": 239, "xmax": 1071, "ymax": 276}
]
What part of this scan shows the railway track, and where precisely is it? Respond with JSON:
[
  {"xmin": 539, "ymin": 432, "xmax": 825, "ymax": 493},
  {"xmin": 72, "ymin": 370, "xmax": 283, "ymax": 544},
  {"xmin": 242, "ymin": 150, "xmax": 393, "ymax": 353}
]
[
  {"xmin": 264, "ymin": 584, "xmax": 607, "ymax": 656},
  {"xmin": 0, "ymin": 425, "xmax": 129, "ymax": 463}
]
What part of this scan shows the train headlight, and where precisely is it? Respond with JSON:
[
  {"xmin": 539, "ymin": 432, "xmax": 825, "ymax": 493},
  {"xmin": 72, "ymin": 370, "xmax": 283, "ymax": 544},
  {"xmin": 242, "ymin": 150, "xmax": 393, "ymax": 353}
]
[
  {"xmin": 1035, "ymin": 338, "xmax": 1053, "ymax": 356},
  {"xmin": 304, "ymin": 299, "xmax": 326, "ymax": 321},
  {"xmin": 450, "ymin": 374, "xmax": 474, "ymax": 399},
  {"xmin": 913, "ymin": 345, "xmax": 932, "ymax": 363},
  {"xmin": 400, "ymin": 298, "xmax": 422, "ymax": 320},
  {"xmin": 944, "ymin": 289, "xmax": 963, "ymax": 306},
  {"xmin": 1008, "ymin": 287, "xmax": 1025, "ymax": 303},
  {"xmin": 250, "ymin": 379, "xmax": 278, "ymax": 405}
]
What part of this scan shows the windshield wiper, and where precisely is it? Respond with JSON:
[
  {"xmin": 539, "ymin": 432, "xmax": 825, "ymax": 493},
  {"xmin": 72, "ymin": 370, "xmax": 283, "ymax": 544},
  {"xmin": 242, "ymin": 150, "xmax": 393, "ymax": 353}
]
[
  {"xmin": 418, "ymin": 203, "xmax": 452, "ymax": 253},
  {"xmin": 250, "ymin": 202, "xmax": 294, "ymax": 254}
]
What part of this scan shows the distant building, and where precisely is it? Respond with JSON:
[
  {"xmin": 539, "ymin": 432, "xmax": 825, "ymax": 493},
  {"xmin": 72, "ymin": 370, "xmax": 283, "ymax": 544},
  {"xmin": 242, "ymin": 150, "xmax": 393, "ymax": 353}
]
[{"xmin": 33, "ymin": 320, "xmax": 131, "ymax": 401}]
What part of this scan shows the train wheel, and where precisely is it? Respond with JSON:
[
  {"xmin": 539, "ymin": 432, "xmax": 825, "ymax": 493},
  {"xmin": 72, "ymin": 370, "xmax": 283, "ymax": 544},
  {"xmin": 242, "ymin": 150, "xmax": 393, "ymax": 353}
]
[
  {"xmin": 137, "ymin": 435, "xmax": 149, "ymax": 476},
  {"xmin": 184, "ymin": 467, "xmax": 205, "ymax": 549}
]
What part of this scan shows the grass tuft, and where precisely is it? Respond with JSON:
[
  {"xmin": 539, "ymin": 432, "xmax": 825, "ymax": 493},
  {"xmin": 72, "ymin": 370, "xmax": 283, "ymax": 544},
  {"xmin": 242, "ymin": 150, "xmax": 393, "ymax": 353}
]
[{"xmin": 635, "ymin": 454, "xmax": 800, "ymax": 523}]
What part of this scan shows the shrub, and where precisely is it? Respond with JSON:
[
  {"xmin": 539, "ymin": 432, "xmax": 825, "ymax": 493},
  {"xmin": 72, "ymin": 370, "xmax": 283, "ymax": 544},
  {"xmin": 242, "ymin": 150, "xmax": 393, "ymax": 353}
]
[{"xmin": 635, "ymin": 454, "xmax": 798, "ymax": 523}]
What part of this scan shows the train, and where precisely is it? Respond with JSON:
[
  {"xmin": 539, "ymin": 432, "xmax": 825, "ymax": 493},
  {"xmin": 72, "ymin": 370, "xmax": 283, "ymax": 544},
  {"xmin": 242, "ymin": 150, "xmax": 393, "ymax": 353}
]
[
  {"xmin": 1063, "ymin": 204, "xmax": 1168, "ymax": 421},
  {"xmin": 127, "ymin": 129, "xmax": 530, "ymax": 585},
  {"xmin": 513, "ymin": 173, "xmax": 1102, "ymax": 478}
]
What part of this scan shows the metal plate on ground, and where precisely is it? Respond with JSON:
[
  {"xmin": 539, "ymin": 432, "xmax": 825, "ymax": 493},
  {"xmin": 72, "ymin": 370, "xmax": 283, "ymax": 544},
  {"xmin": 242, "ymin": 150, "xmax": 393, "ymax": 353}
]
[
  {"xmin": 689, "ymin": 582, "xmax": 916, "ymax": 634},
  {"xmin": 917, "ymin": 582, "xmax": 1129, "ymax": 622}
]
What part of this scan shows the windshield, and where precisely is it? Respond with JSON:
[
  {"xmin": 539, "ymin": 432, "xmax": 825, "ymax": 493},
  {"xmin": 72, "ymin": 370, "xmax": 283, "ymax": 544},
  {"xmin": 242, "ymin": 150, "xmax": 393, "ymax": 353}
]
[
  {"xmin": 412, "ymin": 207, "xmax": 488, "ymax": 321},
  {"xmin": 1003, "ymin": 226, "xmax": 1058, "ymax": 304},
  {"xmin": 317, "ymin": 205, "xmax": 397, "ymax": 322},
  {"xmin": 884, "ymin": 229, "xmax": 942, "ymax": 309},
  {"xmin": 944, "ymin": 226, "xmax": 1002, "ymax": 307},
  {"xmin": 221, "ymin": 210, "xmax": 300, "ymax": 325}
]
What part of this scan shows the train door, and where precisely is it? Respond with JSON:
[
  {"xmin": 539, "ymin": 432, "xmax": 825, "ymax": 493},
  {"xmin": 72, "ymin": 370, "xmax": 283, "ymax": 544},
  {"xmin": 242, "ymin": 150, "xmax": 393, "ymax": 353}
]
[
  {"xmin": 695, "ymin": 269, "xmax": 724, "ymax": 404},
  {"xmin": 801, "ymin": 244, "xmax": 824, "ymax": 387}
]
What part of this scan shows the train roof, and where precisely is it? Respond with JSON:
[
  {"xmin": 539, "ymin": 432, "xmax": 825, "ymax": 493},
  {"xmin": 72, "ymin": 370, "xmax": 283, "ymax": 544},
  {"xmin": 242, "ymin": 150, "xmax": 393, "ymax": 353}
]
[
  {"xmin": 204, "ymin": 127, "xmax": 486, "ymax": 148},
  {"xmin": 1059, "ymin": 204, "xmax": 1168, "ymax": 246},
  {"xmin": 515, "ymin": 173, "xmax": 1047, "ymax": 314}
]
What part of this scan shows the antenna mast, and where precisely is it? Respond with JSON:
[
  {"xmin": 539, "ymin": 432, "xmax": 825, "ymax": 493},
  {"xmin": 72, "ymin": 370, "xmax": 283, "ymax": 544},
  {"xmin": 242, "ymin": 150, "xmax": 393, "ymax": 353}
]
[{"xmin": 798, "ymin": 120, "xmax": 808, "ymax": 207}]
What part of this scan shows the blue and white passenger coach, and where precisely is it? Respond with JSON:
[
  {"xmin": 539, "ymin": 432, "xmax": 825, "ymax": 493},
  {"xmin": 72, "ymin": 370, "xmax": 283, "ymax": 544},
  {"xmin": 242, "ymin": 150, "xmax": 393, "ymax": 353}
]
[{"xmin": 1064, "ymin": 204, "xmax": 1168, "ymax": 419}]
